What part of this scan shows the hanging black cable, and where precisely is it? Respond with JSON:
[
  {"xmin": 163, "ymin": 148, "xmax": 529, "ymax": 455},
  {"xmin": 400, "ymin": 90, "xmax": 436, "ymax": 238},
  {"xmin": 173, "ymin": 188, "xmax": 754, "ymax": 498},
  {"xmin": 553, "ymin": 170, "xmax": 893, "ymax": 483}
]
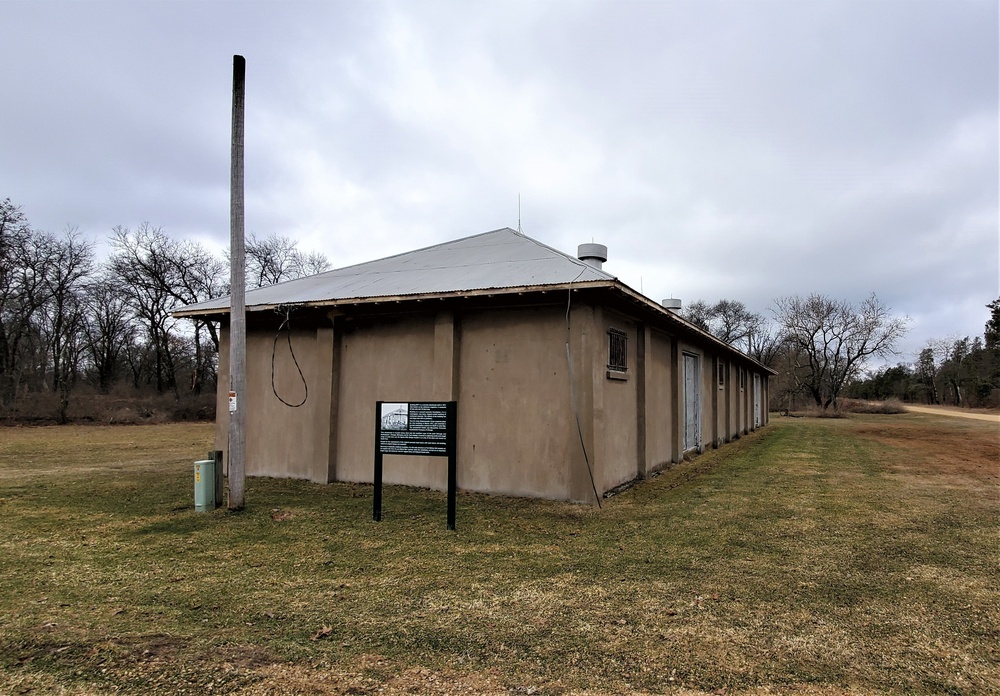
[{"xmin": 271, "ymin": 306, "xmax": 308, "ymax": 407}]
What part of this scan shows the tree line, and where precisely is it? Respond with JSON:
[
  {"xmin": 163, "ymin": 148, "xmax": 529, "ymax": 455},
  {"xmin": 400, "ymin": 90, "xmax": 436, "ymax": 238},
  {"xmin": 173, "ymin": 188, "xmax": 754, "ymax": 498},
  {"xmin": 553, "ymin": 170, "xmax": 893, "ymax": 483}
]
[
  {"xmin": 0, "ymin": 198, "xmax": 328, "ymax": 422},
  {"xmin": 4, "ymin": 196, "xmax": 995, "ymax": 421},
  {"xmin": 685, "ymin": 295, "xmax": 1000, "ymax": 410},
  {"xmin": 845, "ymin": 304, "xmax": 1000, "ymax": 408}
]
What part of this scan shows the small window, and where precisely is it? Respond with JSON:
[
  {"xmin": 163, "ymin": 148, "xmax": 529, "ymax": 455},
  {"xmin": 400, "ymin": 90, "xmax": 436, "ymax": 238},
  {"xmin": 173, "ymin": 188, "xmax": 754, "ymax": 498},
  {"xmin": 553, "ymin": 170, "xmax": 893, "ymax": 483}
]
[
  {"xmin": 608, "ymin": 329, "xmax": 628, "ymax": 372},
  {"xmin": 718, "ymin": 361, "xmax": 725, "ymax": 388},
  {"xmin": 739, "ymin": 366, "xmax": 745, "ymax": 391}
]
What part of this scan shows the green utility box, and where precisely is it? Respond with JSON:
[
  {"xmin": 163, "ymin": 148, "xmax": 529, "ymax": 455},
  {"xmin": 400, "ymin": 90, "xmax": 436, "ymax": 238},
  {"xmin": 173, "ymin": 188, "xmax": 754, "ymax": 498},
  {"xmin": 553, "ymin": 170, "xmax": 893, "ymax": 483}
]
[{"xmin": 194, "ymin": 459, "xmax": 216, "ymax": 512}]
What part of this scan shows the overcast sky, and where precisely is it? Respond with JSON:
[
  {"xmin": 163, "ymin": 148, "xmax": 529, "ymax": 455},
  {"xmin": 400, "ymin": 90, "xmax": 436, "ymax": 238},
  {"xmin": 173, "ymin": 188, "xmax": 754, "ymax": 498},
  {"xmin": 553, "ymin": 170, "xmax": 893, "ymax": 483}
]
[{"xmin": 3, "ymin": 0, "xmax": 997, "ymax": 363}]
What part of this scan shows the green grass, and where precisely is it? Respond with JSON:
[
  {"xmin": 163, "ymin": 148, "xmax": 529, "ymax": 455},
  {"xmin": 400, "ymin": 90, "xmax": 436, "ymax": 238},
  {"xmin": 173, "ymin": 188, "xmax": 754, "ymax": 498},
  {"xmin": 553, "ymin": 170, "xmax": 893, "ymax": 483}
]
[{"xmin": 0, "ymin": 416, "xmax": 996, "ymax": 694}]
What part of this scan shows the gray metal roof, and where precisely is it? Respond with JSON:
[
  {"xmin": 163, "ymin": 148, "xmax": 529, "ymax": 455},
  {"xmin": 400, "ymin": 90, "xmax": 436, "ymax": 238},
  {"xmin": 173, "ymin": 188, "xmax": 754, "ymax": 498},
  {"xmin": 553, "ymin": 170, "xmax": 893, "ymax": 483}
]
[
  {"xmin": 174, "ymin": 226, "xmax": 777, "ymax": 374},
  {"xmin": 177, "ymin": 227, "xmax": 616, "ymax": 315}
]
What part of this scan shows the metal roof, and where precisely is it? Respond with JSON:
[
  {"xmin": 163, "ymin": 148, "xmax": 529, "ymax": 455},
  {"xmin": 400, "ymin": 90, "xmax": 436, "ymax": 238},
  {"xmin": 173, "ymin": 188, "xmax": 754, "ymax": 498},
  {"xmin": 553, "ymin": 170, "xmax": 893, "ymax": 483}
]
[
  {"xmin": 177, "ymin": 227, "xmax": 615, "ymax": 315},
  {"xmin": 173, "ymin": 226, "xmax": 776, "ymax": 374}
]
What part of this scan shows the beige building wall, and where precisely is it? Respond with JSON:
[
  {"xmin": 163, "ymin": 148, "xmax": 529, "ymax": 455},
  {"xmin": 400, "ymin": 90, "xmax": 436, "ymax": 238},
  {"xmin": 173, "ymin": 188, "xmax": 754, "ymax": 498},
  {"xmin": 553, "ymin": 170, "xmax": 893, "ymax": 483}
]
[
  {"xmin": 729, "ymin": 362, "xmax": 743, "ymax": 439},
  {"xmin": 705, "ymin": 350, "xmax": 720, "ymax": 449},
  {"xmin": 334, "ymin": 314, "xmax": 440, "ymax": 487},
  {"xmin": 733, "ymin": 364, "xmax": 740, "ymax": 436},
  {"xmin": 704, "ymin": 349, "xmax": 717, "ymax": 450},
  {"xmin": 716, "ymin": 356, "xmax": 730, "ymax": 445},
  {"xmin": 251, "ymin": 326, "xmax": 329, "ymax": 480},
  {"xmin": 643, "ymin": 328, "xmax": 676, "ymax": 471},
  {"xmin": 214, "ymin": 320, "xmax": 335, "ymax": 483},
  {"xmin": 215, "ymin": 328, "xmax": 330, "ymax": 483},
  {"xmin": 733, "ymin": 364, "xmax": 746, "ymax": 435},
  {"xmin": 599, "ymin": 310, "xmax": 639, "ymax": 492},
  {"xmin": 331, "ymin": 305, "xmax": 599, "ymax": 502},
  {"xmin": 457, "ymin": 306, "xmax": 586, "ymax": 500},
  {"xmin": 211, "ymin": 297, "xmax": 772, "ymax": 505}
]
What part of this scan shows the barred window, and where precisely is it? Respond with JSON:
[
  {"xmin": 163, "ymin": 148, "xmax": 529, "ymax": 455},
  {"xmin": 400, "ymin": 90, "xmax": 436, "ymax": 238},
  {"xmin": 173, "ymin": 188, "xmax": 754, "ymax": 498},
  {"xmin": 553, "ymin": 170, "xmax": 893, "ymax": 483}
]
[{"xmin": 608, "ymin": 329, "xmax": 628, "ymax": 372}]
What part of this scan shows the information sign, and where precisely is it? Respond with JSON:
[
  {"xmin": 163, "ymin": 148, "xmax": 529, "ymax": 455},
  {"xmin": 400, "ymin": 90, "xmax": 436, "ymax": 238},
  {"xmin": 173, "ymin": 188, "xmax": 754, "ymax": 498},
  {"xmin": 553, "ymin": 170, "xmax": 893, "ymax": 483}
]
[{"xmin": 374, "ymin": 401, "xmax": 457, "ymax": 529}]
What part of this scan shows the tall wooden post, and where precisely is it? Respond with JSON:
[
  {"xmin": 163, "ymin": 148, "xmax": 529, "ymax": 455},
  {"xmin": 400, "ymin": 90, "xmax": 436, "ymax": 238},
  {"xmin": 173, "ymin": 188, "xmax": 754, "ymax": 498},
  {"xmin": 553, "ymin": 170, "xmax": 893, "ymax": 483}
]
[{"xmin": 228, "ymin": 55, "xmax": 247, "ymax": 510}]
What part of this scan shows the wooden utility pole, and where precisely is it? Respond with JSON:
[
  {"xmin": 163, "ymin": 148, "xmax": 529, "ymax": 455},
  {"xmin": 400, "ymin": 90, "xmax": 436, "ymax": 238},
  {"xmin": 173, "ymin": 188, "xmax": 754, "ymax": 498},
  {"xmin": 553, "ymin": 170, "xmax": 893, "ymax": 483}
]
[{"xmin": 228, "ymin": 55, "xmax": 247, "ymax": 510}]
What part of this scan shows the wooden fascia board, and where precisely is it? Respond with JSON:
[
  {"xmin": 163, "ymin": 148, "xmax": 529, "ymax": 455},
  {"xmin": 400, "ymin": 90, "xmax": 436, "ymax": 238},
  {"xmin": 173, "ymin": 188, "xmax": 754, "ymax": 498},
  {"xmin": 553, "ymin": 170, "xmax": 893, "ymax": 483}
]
[{"xmin": 170, "ymin": 280, "xmax": 613, "ymax": 320}]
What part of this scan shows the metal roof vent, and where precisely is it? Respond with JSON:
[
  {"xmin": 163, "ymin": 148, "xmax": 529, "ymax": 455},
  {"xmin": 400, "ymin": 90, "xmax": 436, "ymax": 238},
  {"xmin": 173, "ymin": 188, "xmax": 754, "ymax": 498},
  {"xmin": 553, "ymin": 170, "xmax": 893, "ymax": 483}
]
[
  {"xmin": 662, "ymin": 298, "xmax": 682, "ymax": 313},
  {"xmin": 577, "ymin": 243, "xmax": 607, "ymax": 269}
]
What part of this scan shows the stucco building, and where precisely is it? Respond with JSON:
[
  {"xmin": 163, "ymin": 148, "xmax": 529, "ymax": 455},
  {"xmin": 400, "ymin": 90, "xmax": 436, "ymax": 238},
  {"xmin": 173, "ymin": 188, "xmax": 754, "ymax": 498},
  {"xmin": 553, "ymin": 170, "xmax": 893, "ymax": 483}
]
[{"xmin": 177, "ymin": 228, "xmax": 774, "ymax": 503}]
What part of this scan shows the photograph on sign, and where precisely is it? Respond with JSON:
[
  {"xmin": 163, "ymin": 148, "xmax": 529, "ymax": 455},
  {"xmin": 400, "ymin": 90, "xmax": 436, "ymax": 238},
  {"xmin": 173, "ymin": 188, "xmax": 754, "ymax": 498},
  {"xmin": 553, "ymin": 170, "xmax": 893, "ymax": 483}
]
[{"xmin": 380, "ymin": 402, "xmax": 408, "ymax": 430}]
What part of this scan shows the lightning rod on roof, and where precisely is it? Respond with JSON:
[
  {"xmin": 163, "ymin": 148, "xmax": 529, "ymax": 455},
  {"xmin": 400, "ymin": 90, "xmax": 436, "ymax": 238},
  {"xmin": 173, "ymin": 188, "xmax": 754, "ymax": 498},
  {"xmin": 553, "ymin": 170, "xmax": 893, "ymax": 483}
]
[{"xmin": 517, "ymin": 193, "xmax": 522, "ymax": 234}]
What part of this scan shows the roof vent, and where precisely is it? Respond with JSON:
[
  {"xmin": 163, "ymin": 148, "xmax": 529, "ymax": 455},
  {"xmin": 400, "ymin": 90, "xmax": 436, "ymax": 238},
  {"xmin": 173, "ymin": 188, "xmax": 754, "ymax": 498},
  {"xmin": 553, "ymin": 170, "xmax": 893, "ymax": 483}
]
[
  {"xmin": 662, "ymin": 298, "xmax": 682, "ymax": 313},
  {"xmin": 577, "ymin": 243, "xmax": 607, "ymax": 270}
]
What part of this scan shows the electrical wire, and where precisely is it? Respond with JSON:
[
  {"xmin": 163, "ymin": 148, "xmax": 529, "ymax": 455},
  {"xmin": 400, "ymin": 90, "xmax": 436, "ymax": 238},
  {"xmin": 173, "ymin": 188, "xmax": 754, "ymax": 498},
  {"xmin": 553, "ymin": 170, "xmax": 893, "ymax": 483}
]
[
  {"xmin": 565, "ymin": 268, "xmax": 602, "ymax": 508},
  {"xmin": 271, "ymin": 306, "xmax": 308, "ymax": 408}
]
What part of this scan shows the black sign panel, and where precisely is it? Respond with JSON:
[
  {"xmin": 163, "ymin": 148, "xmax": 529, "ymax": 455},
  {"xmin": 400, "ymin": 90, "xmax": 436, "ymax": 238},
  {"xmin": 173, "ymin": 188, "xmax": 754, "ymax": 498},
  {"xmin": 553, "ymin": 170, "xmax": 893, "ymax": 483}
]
[
  {"xmin": 374, "ymin": 401, "xmax": 457, "ymax": 530},
  {"xmin": 377, "ymin": 401, "xmax": 452, "ymax": 456}
]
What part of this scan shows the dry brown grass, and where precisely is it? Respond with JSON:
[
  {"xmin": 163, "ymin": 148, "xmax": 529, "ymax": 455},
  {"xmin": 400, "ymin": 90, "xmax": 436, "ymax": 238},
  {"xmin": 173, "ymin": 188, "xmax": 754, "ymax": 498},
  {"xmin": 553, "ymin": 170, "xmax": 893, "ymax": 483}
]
[
  {"xmin": 0, "ymin": 391, "xmax": 216, "ymax": 426},
  {"xmin": 0, "ymin": 414, "xmax": 997, "ymax": 695},
  {"xmin": 837, "ymin": 397, "xmax": 908, "ymax": 414}
]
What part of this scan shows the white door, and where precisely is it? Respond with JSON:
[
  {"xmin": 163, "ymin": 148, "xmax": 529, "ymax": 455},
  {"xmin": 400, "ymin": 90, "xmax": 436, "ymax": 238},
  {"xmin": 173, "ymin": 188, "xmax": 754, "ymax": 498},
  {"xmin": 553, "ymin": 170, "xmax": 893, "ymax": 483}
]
[
  {"xmin": 753, "ymin": 374, "xmax": 762, "ymax": 428},
  {"xmin": 683, "ymin": 353, "xmax": 701, "ymax": 452}
]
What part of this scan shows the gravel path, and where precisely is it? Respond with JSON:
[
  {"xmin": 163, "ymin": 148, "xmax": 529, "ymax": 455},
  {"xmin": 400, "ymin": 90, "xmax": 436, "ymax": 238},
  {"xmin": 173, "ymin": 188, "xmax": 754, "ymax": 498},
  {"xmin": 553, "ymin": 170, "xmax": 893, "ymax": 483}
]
[{"xmin": 905, "ymin": 404, "xmax": 1000, "ymax": 423}]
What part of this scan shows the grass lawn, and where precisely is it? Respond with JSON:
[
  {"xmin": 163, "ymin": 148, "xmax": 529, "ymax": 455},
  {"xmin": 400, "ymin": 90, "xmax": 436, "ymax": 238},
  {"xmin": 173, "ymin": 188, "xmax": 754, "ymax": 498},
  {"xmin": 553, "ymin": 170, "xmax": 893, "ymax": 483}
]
[{"xmin": 0, "ymin": 414, "xmax": 996, "ymax": 695}]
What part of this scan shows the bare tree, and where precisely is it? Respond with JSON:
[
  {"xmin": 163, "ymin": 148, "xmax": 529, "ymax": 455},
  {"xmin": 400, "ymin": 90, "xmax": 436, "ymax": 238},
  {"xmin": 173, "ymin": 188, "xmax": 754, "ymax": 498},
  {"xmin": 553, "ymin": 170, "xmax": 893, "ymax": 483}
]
[
  {"xmin": 745, "ymin": 313, "xmax": 782, "ymax": 367},
  {"xmin": 0, "ymin": 200, "xmax": 51, "ymax": 406},
  {"xmin": 683, "ymin": 298, "xmax": 775, "ymax": 363},
  {"xmin": 682, "ymin": 300, "xmax": 713, "ymax": 333},
  {"xmin": 36, "ymin": 228, "xmax": 94, "ymax": 422},
  {"xmin": 109, "ymin": 224, "xmax": 229, "ymax": 396},
  {"xmin": 109, "ymin": 224, "xmax": 183, "ymax": 396},
  {"xmin": 82, "ymin": 272, "xmax": 134, "ymax": 393},
  {"xmin": 0, "ymin": 205, "xmax": 328, "ymax": 416},
  {"xmin": 774, "ymin": 293, "xmax": 908, "ymax": 409},
  {"xmin": 161, "ymin": 238, "xmax": 227, "ymax": 393},
  {"xmin": 709, "ymin": 299, "xmax": 758, "ymax": 345},
  {"xmin": 244, "ymin": 232, "xmax": 330, "ymax": 288}
]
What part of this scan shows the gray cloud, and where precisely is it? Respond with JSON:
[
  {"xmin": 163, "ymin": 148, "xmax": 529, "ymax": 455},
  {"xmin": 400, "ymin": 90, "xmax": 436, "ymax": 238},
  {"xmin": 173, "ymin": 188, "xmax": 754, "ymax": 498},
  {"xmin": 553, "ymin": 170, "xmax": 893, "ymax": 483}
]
[{"xmin": 2, "ymin": 0, "xmax": 996, "ymax": 363}]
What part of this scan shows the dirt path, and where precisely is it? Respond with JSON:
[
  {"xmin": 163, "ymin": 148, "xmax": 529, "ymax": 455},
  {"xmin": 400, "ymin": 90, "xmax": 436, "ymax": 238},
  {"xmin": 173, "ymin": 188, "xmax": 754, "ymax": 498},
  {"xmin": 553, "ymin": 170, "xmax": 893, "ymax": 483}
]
[{"xmin": 905, "ymin": 404, "xmax": 1000, "ymax": 423}]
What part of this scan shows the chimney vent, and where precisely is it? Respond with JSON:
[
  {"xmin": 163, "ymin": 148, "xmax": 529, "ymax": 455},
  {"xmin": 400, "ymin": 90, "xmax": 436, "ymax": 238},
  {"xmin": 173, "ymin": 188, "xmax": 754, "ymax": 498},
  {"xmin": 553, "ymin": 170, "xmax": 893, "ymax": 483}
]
[
  {"xmin": 662, "ymin": 298, "xmax": 682, "ymax": 313},
  {"xmin": 577, "ymin": 243, "xmax": 608, "ymax": 270}
]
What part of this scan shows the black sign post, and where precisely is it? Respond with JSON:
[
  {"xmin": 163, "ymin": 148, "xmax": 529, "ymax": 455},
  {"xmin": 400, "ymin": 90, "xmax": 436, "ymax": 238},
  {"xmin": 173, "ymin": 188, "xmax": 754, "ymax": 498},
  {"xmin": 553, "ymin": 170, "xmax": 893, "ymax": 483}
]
[{"xmin": 374, "ymin": 401, "xmax": 458, "ymax": 530}]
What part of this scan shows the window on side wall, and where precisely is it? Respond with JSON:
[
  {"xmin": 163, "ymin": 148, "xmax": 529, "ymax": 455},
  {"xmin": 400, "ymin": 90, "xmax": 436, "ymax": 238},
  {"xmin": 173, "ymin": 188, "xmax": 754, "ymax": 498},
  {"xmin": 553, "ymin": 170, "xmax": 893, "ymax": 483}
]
[
  {"xmin": 608, "ymin": 329, "xmax": 628, "ymax": 372},
  {"xmin": 718, "ymin": 361, "xmax": 725, "ymax": 389}
]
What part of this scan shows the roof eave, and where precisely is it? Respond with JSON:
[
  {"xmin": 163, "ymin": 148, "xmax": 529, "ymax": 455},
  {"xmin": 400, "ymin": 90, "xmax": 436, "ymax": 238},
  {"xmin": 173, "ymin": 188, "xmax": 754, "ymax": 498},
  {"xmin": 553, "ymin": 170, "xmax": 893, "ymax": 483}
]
[
  {"xmin": 173, "ymin": 279, "xmax": 777, "ymax": 376},
  {"xmin": 607, "ymin": 281, "xmax": 779, "ymax": 376},
  {"xmin": 170, "ymin": 279, "xmax": 616, "ymax": 319}
]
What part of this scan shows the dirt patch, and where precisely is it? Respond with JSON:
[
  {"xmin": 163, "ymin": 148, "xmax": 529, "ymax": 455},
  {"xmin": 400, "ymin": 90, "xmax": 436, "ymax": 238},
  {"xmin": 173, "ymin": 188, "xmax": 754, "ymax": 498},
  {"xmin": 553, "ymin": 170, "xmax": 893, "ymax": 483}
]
[{"xmin": 855, "ymin": 419, "xmax": 999, "ymax": 481}]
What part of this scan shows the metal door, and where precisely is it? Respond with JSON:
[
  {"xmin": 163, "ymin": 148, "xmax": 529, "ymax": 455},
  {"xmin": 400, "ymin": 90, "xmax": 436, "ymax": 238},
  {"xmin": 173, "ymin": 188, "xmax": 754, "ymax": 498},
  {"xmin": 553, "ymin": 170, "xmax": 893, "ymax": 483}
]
[{"xmin": 683, "ymin": 353, "xmax": 701, "ymax": 452}]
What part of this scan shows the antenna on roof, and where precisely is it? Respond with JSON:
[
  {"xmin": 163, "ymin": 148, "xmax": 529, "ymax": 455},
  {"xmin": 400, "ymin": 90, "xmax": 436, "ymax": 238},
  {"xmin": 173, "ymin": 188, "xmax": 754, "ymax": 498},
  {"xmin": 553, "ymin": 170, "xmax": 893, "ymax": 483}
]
[{"xmin": 517, "ymin": 193, "xmax": 523, "ymax": 234}]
